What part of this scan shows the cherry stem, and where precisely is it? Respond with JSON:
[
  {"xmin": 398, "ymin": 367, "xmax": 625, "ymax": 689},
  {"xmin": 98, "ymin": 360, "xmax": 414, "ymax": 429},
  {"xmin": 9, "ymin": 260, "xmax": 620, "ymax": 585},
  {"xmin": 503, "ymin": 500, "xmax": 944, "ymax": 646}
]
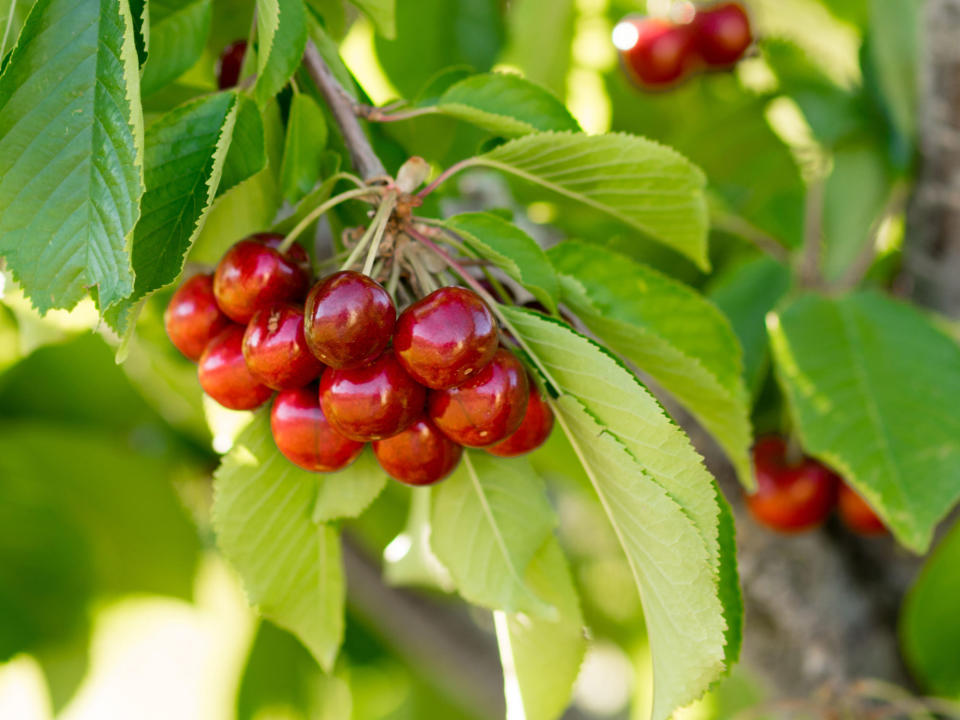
[
  {"xmin": 361, "ymin": 194, "xmax": 397, "ymax": 276},
  {"xmin": 386, "ymin": 250, "xmax": 403, "ymax": 296},
  {"xmin": 364, "ymin": 106, "xmax": 435, "ymax": 123},
  {"xmin": 416, "ymin": 158, "xmax": 475, "ymax": 199},
  {"xmin": 279, "ymin": 186, "xmax": 380, "ymax": 254}
]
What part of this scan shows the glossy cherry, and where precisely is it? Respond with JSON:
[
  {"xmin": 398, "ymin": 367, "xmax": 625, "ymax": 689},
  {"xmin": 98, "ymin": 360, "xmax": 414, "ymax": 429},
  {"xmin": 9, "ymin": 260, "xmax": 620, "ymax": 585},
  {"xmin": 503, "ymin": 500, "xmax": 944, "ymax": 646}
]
[
  {"xmin": 373, "ymin": 417, "xmax": 463, "ymax": 486},
  {"xmin": 692, "ymin": 2, "xmax": 752, "ymax": 67},
  {"xmin": 213, "ymin": 235, "xmax": 310, "ymax": 324},
  {"xmin": 486, "ymin": 383, "xmax": 554, "ymax": 457},
  {"xmin": 429, "ymin": 348, "xmax": 529, "ymax": 447},
  {"xmin": 164, "ymin": 273, "xmax": 231, "ymax": 361},
  {"xmin": 270, "ymin": 386, "xmax": 364, "ymax": 472},
  {"xmin": 616, "ymin": 16, "xmax": 698, "ymax": 88},
  {"xmin": 394, "ymin": 286, "xmax": 498, "ymax": 390},
  {"xmin": 319, "ymin": 353, "xmax": 425, "ymax": 441},
  {"xmin": 217, "ymin": 40, "xmax": 248, "ymax": 90},
  {"xmin": 198, "ymin": 325, "xmax": 273, "ymax": 410},
  {"xmin": 304, "ymin": 271, "xmax": 396, "ymax": 369},
  {"xmin": 243, "ymin": 303, "xmax": 324, "ymax": 390},
  {"xmin": 837, "ymin": 483, "xmax": 886, "ymax": 536}
]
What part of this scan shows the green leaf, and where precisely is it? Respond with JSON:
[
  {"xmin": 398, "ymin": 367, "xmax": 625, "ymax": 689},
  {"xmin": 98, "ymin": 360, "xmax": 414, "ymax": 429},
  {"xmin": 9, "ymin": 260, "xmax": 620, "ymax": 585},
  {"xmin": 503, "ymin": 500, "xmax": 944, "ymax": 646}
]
[
  {"xmin": 715, "ymin": 488, "xmax": 743, "ymax": 674},
  {"xmin": 431, "ymin": 451, "xmax": 556, "ymax": 617},
  {"xmin": 280, "ymin": 93, "xmax": 329, "ymax": 203},
  {"xmin": 237, "ymin": 621, "xmax": 321, "ymax": 720},
  {"xmin": 0, "ymin": 0, "xmax": 144, "ymax": 313},
  {"xmin": 348, "ymin": 0, "xmax": 394, "ymax": 39},
  {"xmin": 140, "ymin": 0, "xmax": 213, "ymax": 96},
  {"xmin": 867, "ymin": 0, "xmax": 918, "ymax": 142},
  {"xmin": 901, "ymin": 519, "xmax": 960, "ymax": 697},
  {"xmin": 213, "ymin": 411, "xmax": 346, "ymax": 671},
  {"xmin": 549, "ymin": 241, "xmax": 753, "ymax": 487},
  {"xmin": 769, "ymin": 291, "xmax": 960, "ymax": 552},
  {"xmin": 219, "ymin": 94, "xmax": 267, "ymax": 197},
  {"xmin": 313, "ymin": 448, "xmax": 387, "ymax": 524},
  {"xmin": 466, "ymin": 132, "xmax": 710, "ymax": 269},
  {"xmin": 444, "ymin": 212, "xmax": 558, "ymax": 313},
  {"xmin": 501, "ymin": 0, "xmax": 574, "ymax": 98},
  {"xmin": 495, "ymin": 537, "xmax": 585, "ymax": 720},
  {"xmin": 255, "ymin": 0, "xmax": 308, "ymax": 106}
]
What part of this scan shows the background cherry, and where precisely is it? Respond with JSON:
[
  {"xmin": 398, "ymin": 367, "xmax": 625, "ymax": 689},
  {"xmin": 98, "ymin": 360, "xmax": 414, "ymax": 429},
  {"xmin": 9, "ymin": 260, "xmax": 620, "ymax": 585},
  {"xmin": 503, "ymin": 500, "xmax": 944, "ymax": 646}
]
[
  {"xmin": 217, "ymin": 40, "xmax": 247, "ymax": 90},
  {"xmin": 429, "ymin": 348, "xmax": 529, "ymax": 447},
  {"xmin": 838, "ymin": 483, "xmax": 887, "ymax": 536},
  {"xmin": 373, "ymin": 417, "xmax": 463, "ymax": 486},
  {"xmin": 242, "ymin": 303, "xmax": 324, "ymax": 390},
  {"xmin": 320, "ymin": 353, "xmax": 426, "ymax": 441},
  {"xmin": 164, "ymin": 273, "xmax": 231, "ymax": 361},
  {"xmin": 213, "ymin": 236, "xmax": 310, "ymax": 323},
  {"xmin": 270, "ymin": 386, "xmax": 364, "ymax": 472},
  {"xmin": 692, "ymin": 2, "xmax": 752, "ymax": 67},
  {"xmin": 198, "ymin": 325, "xmax": 273, "ymax": 410},
  {"xmin": 616, "ymin": 16, "xmax": 698, "ymax": 88},
  {"xmin": 486, "ymin": 383, "xmax": 554, "ymax": 457},
  {"xmin": 304, "ymin": 271, "xmax": 396, "ymax": 369},
  {"xmin": 394, "ymin": 286, "xmax": 498, "ymax": 390}
]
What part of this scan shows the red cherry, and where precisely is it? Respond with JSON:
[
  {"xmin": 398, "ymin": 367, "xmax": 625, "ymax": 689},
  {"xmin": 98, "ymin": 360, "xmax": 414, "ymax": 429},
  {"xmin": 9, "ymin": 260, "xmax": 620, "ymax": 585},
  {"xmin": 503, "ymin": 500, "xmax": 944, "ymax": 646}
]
[
  {"xmin": 217, "ymin": 40, "xmax": 248, "ymax": 90},
  {"xmin": 486, "ymin": 383, "xmax": 554, "ymax": 457},
  {"xmin": 837, "ymin": 483, "xmax": 886, "ymax": 536},
  {"xmin": 692, "ymin": 2, "xmax": 752, "ymax": 67},
  {"xmin": 242, "ymin": 303, "xmax": 324, "ymax": 390},
  {"xmin": 213, "ymin": 236, "xmax": 310, "ymax": 324},
  {"xmin": 304, "ymin": 271, "xmax": 396, "ymax": 369},
  {"xmin": 164, "ymin": 273, "xmax": 231, "ymax": 361},
  {"xmin": 373, "ymin": 417, "xmax": 463, "ymax": 486},
  {"xmin": 256, "ymin": 233, "xmax": 312, "ymax": 276},
  {"xmin": 617, "ymin": 16, "xmax": 698, "ymax": 88},
  {"xmin": 746, "ymin": 439, "xmax": 837, "ymax": 532},
  {"xmin": 429, "ymin": 348, "xmax": 529, "ymax": 447},
  {"xmin": 270, "ymin": 386, "xmax": 364, "ymax": 472},
  {"xmin": 319, "ymin": 353, "xmax": 426, "ymax": 441},
  {"xmin": 394, "ymin": 286, "xmax": 498, "ymax": 390},
  {"xmin": 198, "ymin": 325, "xmax": 273, "ymax": 410}
]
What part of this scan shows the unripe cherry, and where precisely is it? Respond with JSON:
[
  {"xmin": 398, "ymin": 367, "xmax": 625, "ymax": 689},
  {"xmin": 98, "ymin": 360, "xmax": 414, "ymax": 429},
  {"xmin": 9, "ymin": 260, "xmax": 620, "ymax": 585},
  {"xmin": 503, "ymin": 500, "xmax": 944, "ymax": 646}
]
[
  {"xmin": 243, "ymin": 303, "xmax": 324, "ymax": 390},
  {"xmin": 164, "ymin": 273, "xmax": 231, "ymax": 361},
  {"xmin": 373, "ymin": 417, "xmax": 462, "ymax": 486},
  {"xmin": 270, "ymin": 386, "xmax": 364, "ymax": 472},
  {"xmin": 198, "ymin": 325, "xmax": 273, "ymax": 410},
  {"xmin": 486, "ymin": 383, "xmax": 554, "ymax": 457}
]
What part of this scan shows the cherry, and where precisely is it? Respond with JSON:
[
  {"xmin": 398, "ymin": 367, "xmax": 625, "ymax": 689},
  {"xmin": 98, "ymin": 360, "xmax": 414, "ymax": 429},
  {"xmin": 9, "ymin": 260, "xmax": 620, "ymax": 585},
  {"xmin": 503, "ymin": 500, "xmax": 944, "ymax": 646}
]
[
  {"xmin": 692, "ymin": 2, "xmax": 752, "ymax": 67},
  {"xmin": 270, "ymin": 386, "xmax": 364, "ymax": 472},
  {"xmin": 746, "ymin": 437, "xmax": 837, "ymax": 532},
  {"xmin": 429, "ymin": 348, "xmax": 529, "ymax": 447},
  {"xmin": 257, "ymin": 233, "xmax": 312, "ymax": 276},
  {"xmin": 394, "ymin": 286, "xmax": 499, "ymax": 390},
  {"xmin": 164, "ymin": 273, "xmax": 231, "ymax": 361},
  {"xmin": 486, "ymin": 383, "xmax": 554, "ymax": 457},
  {"xmin": 615, "ymin": 16, "xmax": 698, "ymax": 89},
  {"xmin": 213, "ymin": 235, "xmax": 310, "ymax": 324},
  {"xmin": 373, "ymin": 417, "xmax": 463, "ymax": 486},
  {"xmin": 198, "ymin": 325, "xmax": 273, "ymax": 410},
  {"xmin": 837, "ymin": 483, "xmax": 886, "ymax": 536},
  {"xmin": 319, "ymin": 353, "xmax": 426, "ymax": 441},
  {"xmin": 217, "ymin": 40, "xmax": 248, "ymax": 90},
  {"xmin": 304, "ymin": 271, "xmax": 396, "ymax": 369},
  {"xmin": 242, "ymin": 303, "xmax": 324, "ymax": 390}
]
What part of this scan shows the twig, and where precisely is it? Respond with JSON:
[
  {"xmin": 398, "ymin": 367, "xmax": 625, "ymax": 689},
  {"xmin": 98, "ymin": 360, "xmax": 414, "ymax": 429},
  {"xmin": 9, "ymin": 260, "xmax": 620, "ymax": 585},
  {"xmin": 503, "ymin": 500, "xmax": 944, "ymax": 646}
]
[{"xmin": 798, "ymin": 178, "xmax": 825, "ymax": 288}]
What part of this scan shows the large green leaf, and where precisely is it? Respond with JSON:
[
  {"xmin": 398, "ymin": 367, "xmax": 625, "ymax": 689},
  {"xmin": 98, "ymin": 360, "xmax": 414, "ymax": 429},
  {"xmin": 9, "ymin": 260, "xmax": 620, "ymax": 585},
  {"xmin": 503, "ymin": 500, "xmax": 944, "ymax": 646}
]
[
  {"xmin": 280, "ymin": 92, "xmax": 328, "ymax": 203},
  {"xmin": 255, "ymin": 0, "xmax": 307, "ymax": 106},
  {"xmin": 464, "ymin": 132, "xmax": 709, "ymax": 269},
  {"xmin": 140, "ymin": 0, "xmax": 212, "ymax": 96},
  {"xmin": 549, "ymin": 241, "xmax": 753, "ymax": 487},
  {"xmin": 431, "ymin": 452, "xmax": 556, "ymax": 617},
  {"xmin": 0, "ymin": 0, "xmax": 144, "ymax": 313},
  {"xmin": 769, "ymin": 291, "xmax": 960, "ymax": 552},
  {"xmin": 313, "ymin": 448, "xmax": 386, "ymax": 524}
]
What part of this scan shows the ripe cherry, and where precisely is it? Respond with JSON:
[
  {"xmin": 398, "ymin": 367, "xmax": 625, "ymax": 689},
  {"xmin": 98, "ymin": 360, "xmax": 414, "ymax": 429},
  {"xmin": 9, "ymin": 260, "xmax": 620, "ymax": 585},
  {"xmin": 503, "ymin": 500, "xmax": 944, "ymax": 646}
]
[
  {"xmin": 837, "ymin": 483, "xmax": 886, "ymax": 536},
  {"xmin": 164, "ymin": 273, "xmax": 231, "ymax": 361},
  {"xmin": 692, "ymin": 2, "xmax": 752, "ymax": 67},
  {"xmin": 373, "ymin": 417, "xmax": 463, "ymax": 486},
  {"xmin": 746, "ymin": 437, "xmax": 837, "ymax": 532},
  {"xmin": 615, "ymin": 16, "xmax": 698, "ymax": 88},
  {"xmin": 394, "ymin": 286, "xmax": 498, "ymax": 390},
  {"xmin": 429, "ymin": 348, "xmax": 529, "ymax": 447},
  {"xmin": 319, "ymin": 353, "xmax": 425, "ymax": 441},
  {"xmin": 243, "ymin": 303, "xmax": 324, "ymax": 390},
  {"xmin": 486, "ymin": 383, "xmax": 554, "ymax": 457},
  {"xmin": 304, "ymin": 271, "xmax": 396, "ymax": 369},
  {"xmin": 217, "ymin": 40, "xmax": 248, "ymax": 90},
  {"xmin": 213, "ymin": 235, "xmax": 310, "ymax": 324},
  {"xmin": 198, "ymin": 325, "xmax": 273, "ymax": 410},
  {"xmin": 270, "ymin": 386, "xmax": 364, "ymax": 472}
]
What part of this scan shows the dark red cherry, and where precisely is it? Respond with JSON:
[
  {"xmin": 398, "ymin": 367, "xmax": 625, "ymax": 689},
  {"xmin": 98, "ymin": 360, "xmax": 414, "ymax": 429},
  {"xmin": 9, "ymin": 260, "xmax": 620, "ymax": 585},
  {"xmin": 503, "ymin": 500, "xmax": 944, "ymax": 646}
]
[
  {"xmin": 217, "ymin": 40, "xmax": 248, "ymax": 90},
  {"xmin": 429, "ymin": 348, "xmax": 529, "ymax": 447},
  {"xmin": 198, "ymin": 325, "xmax": 273, "ymax": 410},
  {"xmin": 486, "ymin": 383, "xmax": 554, "ymax": 457},
  {"xmin": 164, "ymin": 273, "xmax": 231, "ymax": 361},
  {"xmin": 213, "ymin": 236, "xmax": 310, "ymax": 324},
  {"xmin": 242, "ymin": 303, "xmax": 324, "ymax": 390},
  {"xmin": 373, "ymin": 417, "xmax": 463, "ymax": 486},
  {"xmin": 256, "ymin": 233, "xmax": 311, "ymax": 276},
  {"xmin": 270, "ymin": 386, "xmax": 364, "ymax": 472},
  {"xmin": 837, "ymin": 483, "xmax": 886, "ymax": 536},
  {"xmin": 319, "ymin": 353, "xmax": 426, "ymax": 441},
  {"xmin": 304, "ymin": 271, "xmax": 396, "ymax": 369},
  {"xmin": 616, "ymin": 16, "xmax": 698, "ymax": 88},
  {"xmin": 692, "ymin": 2, "xmax": 752, "ymax": 67}
]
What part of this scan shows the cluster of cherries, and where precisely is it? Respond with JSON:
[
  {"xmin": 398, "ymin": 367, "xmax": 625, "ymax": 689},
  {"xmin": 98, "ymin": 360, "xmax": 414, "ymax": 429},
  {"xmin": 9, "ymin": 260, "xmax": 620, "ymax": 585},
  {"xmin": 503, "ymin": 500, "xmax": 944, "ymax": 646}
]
[
  {"xmin": 614, "ymin": 1, "xmax": 753, "ymax": 89},
  {"xmin": 164, "ymin": 234, "xmax": 554, "ymax": 486},
  {"xmin": 747, "ymin": 437, "xmax": 886, "ymax": 536}
]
